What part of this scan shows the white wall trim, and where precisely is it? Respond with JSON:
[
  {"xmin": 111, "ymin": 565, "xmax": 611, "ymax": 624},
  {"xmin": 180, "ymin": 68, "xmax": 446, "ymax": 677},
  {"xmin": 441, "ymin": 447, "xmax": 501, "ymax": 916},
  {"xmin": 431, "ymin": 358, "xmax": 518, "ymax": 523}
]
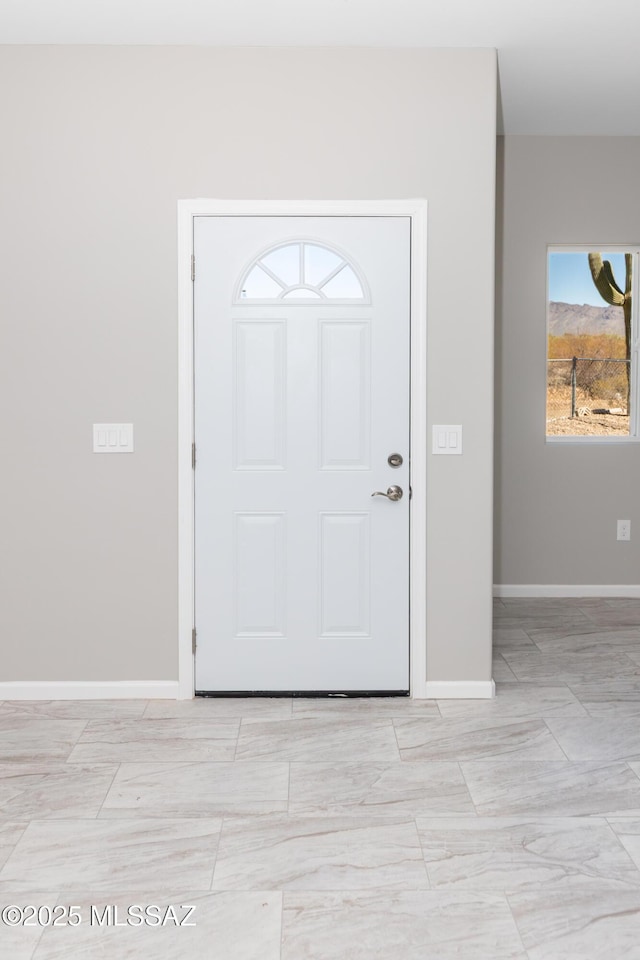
[
  {"xmin": 0, "ymin": 682, "xmax": 180, "ymax": 701},
  {"xmin": 178, "ymin": 198, "xmax": 429, "ymax": 700},
  {"xmin": 177, "ymin": 198, "xmax": 196, "ymax": 700},
  {"xmin": 494, "ymin": 584, "xmax": 640, "ymax": 598},
  {"xmin": 425, "ymin": 680, "xmax": 495, "ymax": 700}
]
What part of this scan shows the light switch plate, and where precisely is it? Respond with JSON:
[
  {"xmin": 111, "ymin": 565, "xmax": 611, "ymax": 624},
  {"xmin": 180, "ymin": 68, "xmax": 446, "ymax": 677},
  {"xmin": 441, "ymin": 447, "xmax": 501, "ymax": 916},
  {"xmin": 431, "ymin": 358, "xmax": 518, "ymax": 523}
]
[
  {"xmin": 93, "ymin": 423, "xmax": 134, "ymax": 453},
  {"xmin": 432, "ymin": 424, "xmax": 462, "ymax": 455}
]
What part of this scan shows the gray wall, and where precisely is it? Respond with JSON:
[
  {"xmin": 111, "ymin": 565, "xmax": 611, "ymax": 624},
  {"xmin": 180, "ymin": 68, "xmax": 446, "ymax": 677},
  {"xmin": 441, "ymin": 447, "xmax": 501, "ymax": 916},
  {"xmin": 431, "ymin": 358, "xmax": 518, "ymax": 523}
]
[
  {"xmin": 495, "ymin": 135, "xmax": 640, "ymax": 586},
  {"xmin": 0, "ymin": 46, "xmax": 496, "ymax": 685}
]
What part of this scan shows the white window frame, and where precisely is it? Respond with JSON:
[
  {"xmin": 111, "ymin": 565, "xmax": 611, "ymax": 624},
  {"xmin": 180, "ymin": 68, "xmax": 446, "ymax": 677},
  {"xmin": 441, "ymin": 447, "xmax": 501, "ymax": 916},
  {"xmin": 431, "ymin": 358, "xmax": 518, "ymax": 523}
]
[{"xmin": 546, "ymin": 244, "xmax": 640, "ymax": 444}]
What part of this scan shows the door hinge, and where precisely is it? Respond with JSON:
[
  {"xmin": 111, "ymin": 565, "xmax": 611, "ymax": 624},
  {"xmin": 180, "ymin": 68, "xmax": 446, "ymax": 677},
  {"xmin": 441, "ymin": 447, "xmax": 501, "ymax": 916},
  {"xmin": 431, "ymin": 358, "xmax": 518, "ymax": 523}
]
[
  {"xmin": 191, "ymin": 254, "xmax": 195, "ymax": 282},
  {"xmin": 192, "ymin": 442, "xmax": 196, "ymax": 469},
  {"xmin": 192, "ymin": 627, "xmax": 197, "ymax": 653}
]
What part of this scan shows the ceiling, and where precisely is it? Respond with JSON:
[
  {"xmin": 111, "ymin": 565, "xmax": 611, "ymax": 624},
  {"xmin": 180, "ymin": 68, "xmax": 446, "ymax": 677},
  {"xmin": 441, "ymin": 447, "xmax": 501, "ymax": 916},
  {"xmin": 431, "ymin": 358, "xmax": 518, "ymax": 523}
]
[{"xmin": 1, "ymin": 0, "xmax": 639, "ymax": 134}]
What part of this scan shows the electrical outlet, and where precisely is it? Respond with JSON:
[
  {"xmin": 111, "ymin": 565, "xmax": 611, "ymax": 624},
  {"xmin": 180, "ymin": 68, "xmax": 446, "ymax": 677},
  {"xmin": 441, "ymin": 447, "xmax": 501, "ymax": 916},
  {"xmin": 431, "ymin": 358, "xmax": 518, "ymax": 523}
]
[{"xmin": 617, "ymin": 519, "xmax": 631, "ymax": 541}]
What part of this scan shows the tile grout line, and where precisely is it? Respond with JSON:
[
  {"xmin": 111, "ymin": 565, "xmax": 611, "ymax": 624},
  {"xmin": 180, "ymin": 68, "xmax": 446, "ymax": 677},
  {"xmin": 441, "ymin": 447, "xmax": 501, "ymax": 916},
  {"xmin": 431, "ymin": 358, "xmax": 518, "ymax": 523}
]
[
  {"xmin": 602, "ymin": 815, "xmax": 640, "ymax": 877},
  {"xmin": 279, "ymin": 888, "xmax": 285, "ymax": 960},
  {"xmin": 233, "ymin": 719, "xmax": 241, "ymax": 761},
  {"xmin": 503, "ymin": 889, "xmax": 533, "ymax": 960},
  {"xmin": 70, "ymin": 718, "xmax": 90, "ymax": 755},
  {"xmin": 208, "ymin": 815, "xmax": 225, "ymax": 892},
  {"xmin": 94, "ymin": 762, "xmax": 122, "ymax": 820},
  {"xmin": 522, "ymin": 625, "xmax": 546, "ymax": 652},
  {"xmin": 26, "ymin": 905, "xmax": 53, "ymax": 960},
  {"xmin": 391, "ymin": 717, "xmax": 404, "ymax": 762},
  {"xmin": 541, "ymin": 718, "xmax": 573, "ymax": 762},
  {"xmin": 455, "ymin": 760, "xmax": 481, "ymax": 816},
  {"xmin": 626, "ymin": 760, "xmax": 640, "ymax": 783},
  {"xmin": 411, "ymin": 815, "xmax": 432, "ymax": 889}
]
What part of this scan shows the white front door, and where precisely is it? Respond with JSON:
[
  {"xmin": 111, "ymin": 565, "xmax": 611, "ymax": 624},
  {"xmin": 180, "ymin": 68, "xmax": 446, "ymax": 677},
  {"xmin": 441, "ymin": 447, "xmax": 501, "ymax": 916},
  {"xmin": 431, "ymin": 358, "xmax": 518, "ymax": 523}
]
[{"xmin": 194, "ymin": 216, "xmax": 410, "ymax": 692}]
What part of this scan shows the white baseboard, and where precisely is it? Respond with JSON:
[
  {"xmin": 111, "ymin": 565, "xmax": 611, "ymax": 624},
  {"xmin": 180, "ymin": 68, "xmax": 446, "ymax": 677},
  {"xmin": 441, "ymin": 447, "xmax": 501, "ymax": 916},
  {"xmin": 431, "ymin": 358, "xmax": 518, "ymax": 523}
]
[
  {"xmin": 0, "ymin": 681, "xmax": 181, "ymax": 701},
  {"xmin": 0, "ymin": 678, "xmax": 501, "ymax": 702},
  {"xmin": 494, "ymin": 584, "xmax": 640, "ymax": 599},
  {"xmin": 424, "ymin": 680, "xmax": 495, "ymax": 700}
]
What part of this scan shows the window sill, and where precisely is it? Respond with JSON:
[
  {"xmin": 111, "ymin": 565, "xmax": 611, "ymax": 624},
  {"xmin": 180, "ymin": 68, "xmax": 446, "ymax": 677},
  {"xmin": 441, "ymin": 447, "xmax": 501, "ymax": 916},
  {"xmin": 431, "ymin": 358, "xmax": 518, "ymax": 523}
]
[{"xmin": 546, "ymin": 435, "xmax": 640, "ymax": 445}]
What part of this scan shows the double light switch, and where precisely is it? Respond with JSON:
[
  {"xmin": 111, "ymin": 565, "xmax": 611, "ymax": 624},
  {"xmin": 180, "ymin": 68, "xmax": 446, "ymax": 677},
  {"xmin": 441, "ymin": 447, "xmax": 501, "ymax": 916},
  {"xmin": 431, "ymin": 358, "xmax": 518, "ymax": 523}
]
[{"xmin": 432, "ymin": 425, "xmax": 462, "ymax": 455}]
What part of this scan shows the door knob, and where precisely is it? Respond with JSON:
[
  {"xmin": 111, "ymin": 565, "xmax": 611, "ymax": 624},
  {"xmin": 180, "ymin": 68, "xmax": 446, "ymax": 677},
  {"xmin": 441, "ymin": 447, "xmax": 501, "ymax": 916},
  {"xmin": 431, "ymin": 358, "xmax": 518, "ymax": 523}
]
[{"xmin": 371, "ymin": 485, "xmax": 403, "ymax": 501}]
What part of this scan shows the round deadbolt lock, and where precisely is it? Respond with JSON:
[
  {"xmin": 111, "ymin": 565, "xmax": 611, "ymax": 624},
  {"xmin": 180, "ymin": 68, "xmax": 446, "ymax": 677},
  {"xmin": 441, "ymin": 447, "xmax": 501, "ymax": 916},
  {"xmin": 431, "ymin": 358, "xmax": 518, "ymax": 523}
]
[{"xmin": 387, "ymin": 453, "xmax": 403, "ymax": 468}]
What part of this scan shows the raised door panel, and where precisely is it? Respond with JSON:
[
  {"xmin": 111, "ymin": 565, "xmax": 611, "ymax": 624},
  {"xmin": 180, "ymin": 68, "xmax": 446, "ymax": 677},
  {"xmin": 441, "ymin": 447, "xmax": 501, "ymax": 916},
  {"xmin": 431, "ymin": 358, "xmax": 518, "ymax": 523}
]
[
  {"xmin": 319, "ymin": 513, "xmax": 370, "ymax": 638},
  {"xmin": 234, "ymin": 513, "xmax": 286, "ymax": 637},
  {"xmin": 233, "ymin": 321, "xmax": 286, "ymax": 470},
  {"xmin": 319, "ymin": 320, "xmax": 371, "ymax": 470}
]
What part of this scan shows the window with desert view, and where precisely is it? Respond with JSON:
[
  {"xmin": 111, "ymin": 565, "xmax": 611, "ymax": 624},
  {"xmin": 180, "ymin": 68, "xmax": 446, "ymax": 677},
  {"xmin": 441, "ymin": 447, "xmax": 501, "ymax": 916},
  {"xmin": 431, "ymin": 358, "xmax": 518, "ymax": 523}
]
[{"xmin": 547, "ymin": 249, "xmax": 638, "ymax": 439}]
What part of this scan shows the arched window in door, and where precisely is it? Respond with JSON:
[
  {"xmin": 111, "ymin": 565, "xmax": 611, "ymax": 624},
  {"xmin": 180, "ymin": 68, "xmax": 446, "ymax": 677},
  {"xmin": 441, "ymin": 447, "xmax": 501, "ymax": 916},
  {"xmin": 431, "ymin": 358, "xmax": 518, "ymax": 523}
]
[{"xmin": 235, "ymin": 240, "xmax": 369, "ymax": 303}]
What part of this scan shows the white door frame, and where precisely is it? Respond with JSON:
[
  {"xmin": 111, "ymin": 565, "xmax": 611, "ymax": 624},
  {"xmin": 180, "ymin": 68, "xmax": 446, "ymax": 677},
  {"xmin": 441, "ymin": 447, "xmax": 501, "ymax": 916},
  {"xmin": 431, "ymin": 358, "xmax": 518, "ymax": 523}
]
[{"xmin": 177, "ymin": 199, "xmax": 428, "ymax": 699}]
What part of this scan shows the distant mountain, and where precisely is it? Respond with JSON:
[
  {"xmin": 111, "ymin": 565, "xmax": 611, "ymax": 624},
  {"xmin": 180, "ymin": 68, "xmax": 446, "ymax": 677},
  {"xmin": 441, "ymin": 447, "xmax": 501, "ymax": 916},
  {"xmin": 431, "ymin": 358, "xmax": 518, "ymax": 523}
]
[{"xmin": 549, "ymin": 301, "xmax": 625, "ymax": 337}]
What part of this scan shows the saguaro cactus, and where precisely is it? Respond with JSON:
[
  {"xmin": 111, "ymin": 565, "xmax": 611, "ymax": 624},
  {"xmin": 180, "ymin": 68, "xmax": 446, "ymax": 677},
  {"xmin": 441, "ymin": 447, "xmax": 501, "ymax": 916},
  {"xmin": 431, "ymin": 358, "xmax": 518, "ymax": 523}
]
[{"xmin": 588, "ymin": 252, "xmax": 632, "ymax": 404}]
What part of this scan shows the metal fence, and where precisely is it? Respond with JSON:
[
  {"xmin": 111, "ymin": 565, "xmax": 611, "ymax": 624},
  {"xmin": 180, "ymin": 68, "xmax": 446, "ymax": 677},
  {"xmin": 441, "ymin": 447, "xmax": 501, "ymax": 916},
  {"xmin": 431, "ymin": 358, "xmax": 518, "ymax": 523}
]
[{"xmin": 547, "ymin": 357, "xmax": 630, "ymax": 421}]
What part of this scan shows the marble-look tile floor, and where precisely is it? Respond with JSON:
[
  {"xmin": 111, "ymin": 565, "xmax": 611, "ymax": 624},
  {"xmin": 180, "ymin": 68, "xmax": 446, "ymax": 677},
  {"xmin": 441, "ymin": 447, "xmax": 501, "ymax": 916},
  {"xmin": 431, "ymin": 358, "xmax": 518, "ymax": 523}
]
[{"xmin": 2, "ymin": 598, "xmax": 640, "ymax": 958}]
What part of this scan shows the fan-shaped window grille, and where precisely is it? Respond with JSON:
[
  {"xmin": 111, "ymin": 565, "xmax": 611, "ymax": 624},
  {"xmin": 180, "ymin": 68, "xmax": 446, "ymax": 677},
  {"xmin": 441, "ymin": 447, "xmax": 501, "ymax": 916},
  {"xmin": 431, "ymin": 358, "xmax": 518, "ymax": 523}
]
[{"xmin": 236, "ymin": 241, "xmax": 368, "ymax": 303}]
